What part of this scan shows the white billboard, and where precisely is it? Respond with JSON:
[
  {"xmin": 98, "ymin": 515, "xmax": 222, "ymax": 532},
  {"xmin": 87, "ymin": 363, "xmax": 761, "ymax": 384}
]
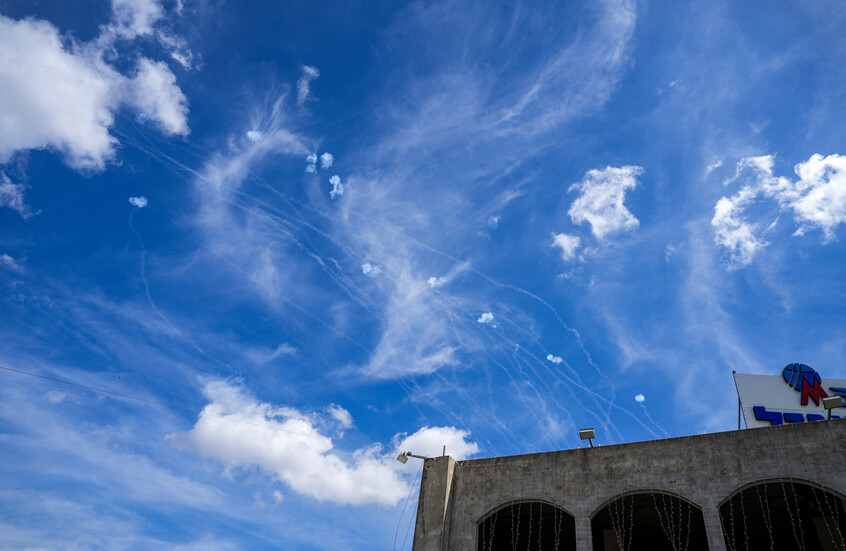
[{"xmin": 734, "ymin": 364, "xmax": 846, "ymax": 429}]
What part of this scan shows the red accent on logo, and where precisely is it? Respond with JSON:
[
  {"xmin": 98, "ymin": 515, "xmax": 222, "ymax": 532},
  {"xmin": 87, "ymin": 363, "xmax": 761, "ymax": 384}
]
[{"xmin": 801, "ymin": 378, "xmax": 829, "ymax": 406}]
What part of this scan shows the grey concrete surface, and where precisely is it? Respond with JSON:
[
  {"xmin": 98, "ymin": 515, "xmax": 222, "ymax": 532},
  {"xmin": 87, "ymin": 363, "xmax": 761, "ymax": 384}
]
[{"xmin": 411, "ymin": 419, "xmax": 846, "ymax": 551}]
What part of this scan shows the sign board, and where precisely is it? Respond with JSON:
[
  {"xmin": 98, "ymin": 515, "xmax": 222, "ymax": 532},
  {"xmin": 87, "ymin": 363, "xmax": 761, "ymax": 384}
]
[{"xmin": 734, "ymin": 364, "xmax": 846, "ymax": 428}]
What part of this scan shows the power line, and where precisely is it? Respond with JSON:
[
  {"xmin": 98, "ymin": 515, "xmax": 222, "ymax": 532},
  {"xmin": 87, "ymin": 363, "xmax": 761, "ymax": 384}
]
[{"xmin": 0, "ymin": 364, "xmax": 326, "ymax": 440}]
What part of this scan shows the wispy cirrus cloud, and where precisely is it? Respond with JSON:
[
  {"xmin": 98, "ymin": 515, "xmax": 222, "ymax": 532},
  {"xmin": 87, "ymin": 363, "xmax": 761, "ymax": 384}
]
[{"xmin": 0, "ymin": 173, "xmax": 37, "ymax": 218}]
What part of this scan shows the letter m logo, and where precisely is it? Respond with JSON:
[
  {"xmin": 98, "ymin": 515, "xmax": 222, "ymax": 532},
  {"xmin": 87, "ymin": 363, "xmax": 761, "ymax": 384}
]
[{"xmin": 801, "ymin": 378, "xmax": 829, "ymax": 406}]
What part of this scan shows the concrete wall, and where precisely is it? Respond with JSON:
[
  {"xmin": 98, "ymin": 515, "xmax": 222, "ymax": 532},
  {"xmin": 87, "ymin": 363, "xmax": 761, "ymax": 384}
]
[{"xmin": 411, "ymin": 419, "xmax": 846, "ymax": 551}]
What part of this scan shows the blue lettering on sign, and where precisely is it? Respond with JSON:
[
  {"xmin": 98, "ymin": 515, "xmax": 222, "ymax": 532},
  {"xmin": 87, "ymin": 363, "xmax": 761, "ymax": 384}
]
[
  {"xmin": 783, "ymin": 412, "xmax": 804, "ymax": 423},
  {"xmin": 754, "ymin": 406, "xmax": 782, "ymax": 425},
  {"xmin": 752, "ymin": 405, "xmax": 841, "ymax": 425},
  {"xmin": 830, "ymin": 387, "xmax": 846, "ymax": 406}
]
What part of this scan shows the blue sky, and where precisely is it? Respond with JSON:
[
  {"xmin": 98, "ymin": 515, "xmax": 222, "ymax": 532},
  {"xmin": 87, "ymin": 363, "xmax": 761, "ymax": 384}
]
[{"xmin": 1, "ymin": 0, "xmax": 846, "ymax": 549}]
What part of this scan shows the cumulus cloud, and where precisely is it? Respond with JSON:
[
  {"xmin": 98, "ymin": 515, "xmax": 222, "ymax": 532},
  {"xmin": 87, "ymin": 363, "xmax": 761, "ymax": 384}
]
[
  {"xmin": 128, "ymin": 196, "xmax": 148, "ymax": 208},
  {"xmin": 487, "ymin": 215, "xmax": 500, "ymax": 228},
  {"xmin": 361, "ymin": 262, "xmax": 381, "ymax": 276},
  {"xmin": 320, "ymin": 152, "xmax": 334, "ymax": 170},
  {"xmin": 0, "ymin": 13, "xmax": 189, "ymax": 171},
  {"xmin": 0, "ymin": 173, "xmax": 36, "ymax": 218},
  {"xmin": 712, "ymin": 154, "xmax": 846, "ymax": 267},
  {"xmin": 551, "ymin": 233, "xmax": 581, "ymax": 261},
  {"xmin": 130, "ymin": 58, "xmax": 189, "ymax": 136},
  {"xmin": 392, "ymin": 426, "xmax": 479, "ymax": 460},
  {"xmin": 329, "ymin": 175, "xmax": 344, "ymax": 199},
  {"xmin": 477, "ymin": 312, "xmax": 494, "ymax": 324},
  {"xmin": 546, "ymin": 354, "xmax": 563, "ymax": 364},
  {"xmin": 170, "ymin": 381, "xmax": 478, "ymax": 506},
  {"xmin": 427, "ymin": 276, "xmax": 447, "ymax": 288},
  {"xmin": 568, "ymin": 165, "xmax": 642, "ymax": 240},
  {"xmin": 246, "ymin": 130, "xmax": 262, "ymax": 143},
  {"xmin": 305, "ymin": 163, "xmax": 317, "ymax": 173},
  {"xmin": 635, "ymin": 394, "xmax": 645, "ymax": 403},
  {"xmin": 297, "ymin": 65, "xmax": 320, "ymax": 105}
]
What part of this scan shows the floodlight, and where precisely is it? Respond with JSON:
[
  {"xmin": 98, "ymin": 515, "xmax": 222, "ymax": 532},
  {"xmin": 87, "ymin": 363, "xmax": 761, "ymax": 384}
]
[
  {"xmin": 823, "ymin": 396, "xmax": 844, "ymax": 420},
  {"xmin": 822, "ymin": 396, "xmax": 843, "ymax": 410},
  {"xmin": 396, "ymin": 451, "xmax": 430, "ymax": 463},
  {"xmin": 579, "ymin": 428, "xmax": 595, "ymax": 447}
]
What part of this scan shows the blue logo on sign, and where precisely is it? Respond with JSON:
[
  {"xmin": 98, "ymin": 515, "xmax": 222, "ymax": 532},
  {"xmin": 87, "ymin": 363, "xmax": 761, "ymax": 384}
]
[{"xmin": 752, "ymin": 363, "xmax": 846, "ymax": 426}]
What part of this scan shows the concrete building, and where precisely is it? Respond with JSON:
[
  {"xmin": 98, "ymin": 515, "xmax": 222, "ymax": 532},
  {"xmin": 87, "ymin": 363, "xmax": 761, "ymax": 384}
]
[{"xmin": 410, "ymin": 419, "xmax": 846, "ymax": 551}]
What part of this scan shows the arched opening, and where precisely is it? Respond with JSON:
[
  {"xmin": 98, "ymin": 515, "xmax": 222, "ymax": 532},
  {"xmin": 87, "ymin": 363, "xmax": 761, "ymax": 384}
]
[
  {"xmin": 591, "ymin": 491, "xmax": 710, "ymax": 551},
  {"xmin": 719, "ymin": 479, "xmax": 846, "ymax": 551},
  {"xmin": 477, "ymin": 500, "xmax": 576, "ymax": 551}
]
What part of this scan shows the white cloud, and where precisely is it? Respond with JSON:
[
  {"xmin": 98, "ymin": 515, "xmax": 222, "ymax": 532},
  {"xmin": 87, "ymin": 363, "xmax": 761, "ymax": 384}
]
[
  {"xmin": 154, "ymin": 30, "xmax": 193, "ymax": 70},
  {"xmin": 427, "ymin": 276, "xmax": 447, "ymax": 288},
  {"xmin": 551, "ymin": 233, "xmax": 581, "ymax": 261},
  {"xmin": 712, "ymin": 153, "xmax": 846, "ymax": 267},
  {"xmin": 130, "ymin": 58, "xmax": 189, "ymax": 136},
  {"xmin": 329, "ymin": 175, "xmax": 344, "ymax": 199},
  {"xmin": 712, "ymin": 194, "xmax": 765, "ymax": 268},
  {"xmin": 568, "ymin": 165, "xmax": 642, "ymax": 240},
  {"xmin": 44, "ymin": 390, "xmax": 68, "ymax": 404},
  {"xmin": 110, "ymin": 0, "xmax": 164, "ymax": 39},
  {"xmin": 361, "ymin": 262, "xmax": 381, "ymax": 276},
  {"xmin": 785, "ymin": 154, "xmax": 846, "ymax": 239},
  {"xmin": 297, "ymin": 65, "xmax": 320, "ymax": 106},
  {"xmin": 170, "ymin": 381, "xmax": 478, "ymax": 506},
  {"xmin": 635, "ymin": 394, "xmax": 645, "ymax": 403},
  {"xmin": 477, "ymin": 312, "xmax": 494, "ymax": 324},
  {"xmin": 487, "ymin": 215, "xmax": 500, "ymax": 228},
  {"xmin": 306, "ymin": 154, "xmax": 317, "ymax": 164},
  {"xmin": 392, "ymin": 426, "xmax": 479, "ymax": 460},
  {"xmin": 272, "ymin": 490, "xmax": 284, "ymax": 504},
  {"xmin": 0, "ymin": 13, "xmax": 189, "ymax": 171},
  {"xmin": 320, "ymin": 152, "xmax": 334, "ymax": 170},
  {"xmin": 546, "ymin": 354, "xmax": 563, "ymax": 364},
  {"xmin": 0, "ymin": 254, "xmax": 21, "ymax": 271},
  {"xmin": 246, "ymin": 130, "xmax": 262, "ymax": 143},
  {"xmin": 327, "ymin": 404, "xmax": 353, "ymax": 430},
  {"xmin": 0, "ymin": 173, "xmax": 36, "ymax": 218},
  {"xmin": 305, "ymin": 163, "xmax": 317, "ymax": 173},
  {"xmin": 128, "ymin": 196, "xmax": 148, "ymax": 208},
  {"xmin": 706, "ymin": 158, "xmax": 723, "ymax": 174}
]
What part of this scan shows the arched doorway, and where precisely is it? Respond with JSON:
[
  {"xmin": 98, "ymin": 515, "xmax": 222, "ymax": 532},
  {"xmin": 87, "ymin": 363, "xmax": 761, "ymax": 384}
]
[
  {"xmin": 719, "ymin": 479, "xmax": 846, "ymax": 551},
  {"xmin": 477, "ymin": 500, "xmax": 576, "ymax": 551},
  {"xmin": 591, "ymin": 491, "xmax": 710, "ymax": 551}
]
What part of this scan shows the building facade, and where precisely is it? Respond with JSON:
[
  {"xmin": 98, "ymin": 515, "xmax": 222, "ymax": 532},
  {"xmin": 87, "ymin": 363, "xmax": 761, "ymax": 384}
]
[{"xmin": 411, "ymin": 419, "xmax": 846, "ymax": 551}]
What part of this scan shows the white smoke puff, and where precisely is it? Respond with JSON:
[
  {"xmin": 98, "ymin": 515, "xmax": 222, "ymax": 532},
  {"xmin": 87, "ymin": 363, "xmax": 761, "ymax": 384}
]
[
  {"xmin": 305, "ymin": 164, "xmax": 317, "ymax": 173},
  {"xmin": 320, "ymin": 152, "xmax": 334, "ymax": 169},
  {"xmin": 246, "ymin": 130, "xmax": 262, "ymax": 142},
  {"xmin": 361, "ymin": 262, "xmax": 381, "ymax": 276},
  {"xmin": 635, "ymin": 394, "xmax": 645, "ymax": 403},
  {"xmin": 306, "ymin": 154, "xmax": 317, "ymax": 164},
  {"xmin": 427, "ymin": 276, "xmax": 447, "ymax": 288},
  {"xmin": 329, "ymin": 175, "xmax": 344, "ymax": 199},
  {"xmin": 128, "ymin": 196, "xmax": 148, "ymax": 208},
  {"xmin": 546, "ymin": 354, "xmax": 563, "ymax": 364},
  {"xmin": 477, "ymin": 312, "xmax": 494, "ymax": 324}
]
